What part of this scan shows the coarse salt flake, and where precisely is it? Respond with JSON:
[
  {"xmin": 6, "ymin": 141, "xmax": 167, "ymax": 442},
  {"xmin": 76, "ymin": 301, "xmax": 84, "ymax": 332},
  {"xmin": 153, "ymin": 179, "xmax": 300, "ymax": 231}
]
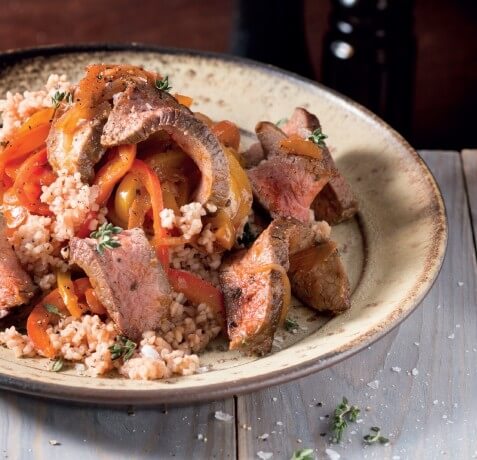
[{"xmin": 214, "ymin": 411, "xmax": 233, "ymax": 422}]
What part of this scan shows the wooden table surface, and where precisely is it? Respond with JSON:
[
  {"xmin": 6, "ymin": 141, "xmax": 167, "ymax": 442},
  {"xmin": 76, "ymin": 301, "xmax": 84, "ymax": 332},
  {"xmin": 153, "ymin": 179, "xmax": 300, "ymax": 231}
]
[{"xmin": 0, "ymin": 150, "xmax": 476, "ymax": 460}]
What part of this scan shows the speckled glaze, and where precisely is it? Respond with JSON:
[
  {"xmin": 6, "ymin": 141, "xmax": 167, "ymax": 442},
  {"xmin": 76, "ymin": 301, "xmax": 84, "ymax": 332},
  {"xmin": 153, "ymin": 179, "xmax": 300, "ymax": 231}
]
[{"xmin": 0, "ymin": 45, "xmax": 447, "ymax": 405}]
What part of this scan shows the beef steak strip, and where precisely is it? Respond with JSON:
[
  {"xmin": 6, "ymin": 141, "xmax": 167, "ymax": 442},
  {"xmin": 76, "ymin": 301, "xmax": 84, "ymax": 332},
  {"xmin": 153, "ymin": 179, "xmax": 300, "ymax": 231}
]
[
  {"xmin": 247, "ymin": 122, "xmax": 331, "ymax": 222},
  {"xmin": 282, "ymin": 107, "xmax": 358, "ymax": 224},
  {"xmin": 0, "ymin": 216, "xmax": 36, "ymax": 310},
  {"xmin": 69, "ymin": 228, "xmax": 171, "ymax": 341},
  {"xmin": 100, "ymin": 81, "xmax": 233, "ymax": 210}
]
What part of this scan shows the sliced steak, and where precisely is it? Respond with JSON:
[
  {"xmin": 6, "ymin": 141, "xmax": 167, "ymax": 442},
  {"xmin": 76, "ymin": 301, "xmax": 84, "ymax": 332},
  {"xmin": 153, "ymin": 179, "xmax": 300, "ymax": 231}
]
[
  {"xmin": 282, "ymin": 107, "xmax": 358, "ymax": 224},
  {"xmin": 220, "ymin": 217, "xmax": 350, "ymax": 354},
  {"xmin": 47, "ymin": 101, "xmax": 110, "ymax": 182},
  {"xmin": 288, "ymin": 240, "xmax": 350, "ymax": 314},
  {"xmin": 242, "ymin": 142, "xmax": 265, "ymax": 169},
  {"xmin": 69, "ymin": 228, "xmax": 172, "ymax": 340},
  {"xmin": 247, "ymin": 122, "xmax": 331, "ymax": 222},
  {"xmin": 101, "ymin": 82, "xmax": 233, "ymax": 210},
  {"xmin": 219, "ymin": 219, "xmax": 292, "ymax": 355},
  {"xmin": 0, "ymin": 216, "xmax": 36, "ymax": 310}
]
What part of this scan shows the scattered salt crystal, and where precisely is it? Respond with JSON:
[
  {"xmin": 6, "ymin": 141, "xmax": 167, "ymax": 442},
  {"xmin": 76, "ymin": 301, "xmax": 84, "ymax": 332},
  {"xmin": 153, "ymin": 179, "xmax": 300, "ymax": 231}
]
[
  {"xmin": 411, "ymin": 368, "xmax": 419, "ymax": 376},
  {"xmin": 391, "ymin": 366, "xmax": 401, "ymax": 373},
  {"xmin": 141, "ymin": 344, "xmax": 160, "ymax": 360},
  {"xmin": 457, "ymin": 281, "xmax": 464, "ymax": 287},
  {"xmin": 257, "ymin": 451, "xmax": 273, "ymax": 460},
  {"xmin": 325, "ymin": 448, "xmax": 341, "ymax": 460},
  {"xmin": 442, "ymin": 415, "xmax": 448, "ymax": 419},
  {"xmin": 49, "ymin": 440, "xmax": 61, "ymax": 446},
  {"xmin": 276, "ymin": 421, "xmax": 283, "ymax": 426},
  {"xmin": 433, "ymin": 400, "xmax": 439, "ymax": 405},
  {"xmin": 197, "ymin": 434, "xmax": 204, "ymax": 441},
  {"xmin": 367, "ymin": 380, "xmax": 380, "ymax": 390},
  {"xmin": 272, "ymin": 397, "xmax": 277, "ymax": 402},
  {"xmin": 448, "ymin": 333, "xmax": 455, "ymax": 339},
  {"xmin": 456, "ymin": 324, "xmax": 461, "ymax": 328},
  {"xmin": 214, "ymin": 411, "xmax": 233, "ymax": 422},
  {"xmin": 356, "ymin": 419, "xmax": 364, "ymax": 424},
  {"xmin": 392, "ymin": 456, "xmax": 401, "ymax": 460},
  {"xmin": 414, "ymin": 342, "xmax": 420, "ymax": 346},
  {"xmin": 258, "ymin": 433, "xmax": 269, "ymax": 440}
]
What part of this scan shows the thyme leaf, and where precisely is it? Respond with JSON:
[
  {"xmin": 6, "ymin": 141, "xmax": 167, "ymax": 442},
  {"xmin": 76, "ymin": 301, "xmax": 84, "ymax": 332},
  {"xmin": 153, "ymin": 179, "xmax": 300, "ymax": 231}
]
[
  {"xmin": 307, "ymin": 128, "xmax": 328, "ymax": 148},
  {"xmin": 50, "ymin": 358, "xmax": 64, "ymax": 372},
  {"xmin": 290, "ymin": 448, "xmax": 314, "ymax": 460},
  {"xmin": 90, "ymin": 222, "xmax": 122, "ymax": 255},
  {"xmin": 109, "ymin": 336, "xmax": 137, "ymax": 361},
  {"xmin": 363, "ymin": 426, "xmax": 389, "ymax": 445},
  {"xmin": 155, "ymin": 76, "xmax": 172, "ymax": 92},
  {"xmin": 331, "ymin": 397, "xmax": 360, "ymax": 443},
  {"xmin": 284, "ymin": 318, "xmax": 299, "ymax": 333},
  {"xmin": 44, "ymin": 303, "xmax": 64, "ymax": 317}
]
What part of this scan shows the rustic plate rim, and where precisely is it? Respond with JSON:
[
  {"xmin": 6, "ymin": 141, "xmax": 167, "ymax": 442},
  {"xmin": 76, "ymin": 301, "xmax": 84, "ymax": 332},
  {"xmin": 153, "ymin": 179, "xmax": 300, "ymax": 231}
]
[{"xmin": 0, "ymin": 43, "xmax": 448, "ymax": 406}]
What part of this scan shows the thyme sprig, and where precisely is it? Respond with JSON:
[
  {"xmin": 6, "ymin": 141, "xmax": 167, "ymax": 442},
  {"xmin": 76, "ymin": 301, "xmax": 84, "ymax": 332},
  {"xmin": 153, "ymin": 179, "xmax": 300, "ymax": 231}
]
[
  {"xmin": 90, "ymin": 223, "xmax": 122, "ymax": 255},
  {"xmin": 155, "ymin": 75, "xmax": 172, "ymax": 92},
  {"xmin": 331, "ymin": 397, "xmax": 360, "ymax": 443},
  {"xmin": 307, "ymin": 128, "xmax": 328, "ymax": 148},
  {"xmin": 51, "ymin": 90, "xmax": 73, "ymax": 109},
  {"xmin": 109, "ymin": 336, "xmax": 137, "ymax": 361},
  {"xmin": 363, "ymin": 426, "xmax": 389, "ymax": 445},
  {"xmin": 290, "ymin": 448, "xmax": 314, "ymax": 460}
]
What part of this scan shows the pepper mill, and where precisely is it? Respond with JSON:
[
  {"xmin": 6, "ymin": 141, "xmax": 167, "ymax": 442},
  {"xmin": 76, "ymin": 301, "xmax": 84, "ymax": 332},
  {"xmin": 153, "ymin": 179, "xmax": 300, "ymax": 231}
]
[{"xmin": 323, "ymin": 0, "xmax": 416, "ymax": 137}]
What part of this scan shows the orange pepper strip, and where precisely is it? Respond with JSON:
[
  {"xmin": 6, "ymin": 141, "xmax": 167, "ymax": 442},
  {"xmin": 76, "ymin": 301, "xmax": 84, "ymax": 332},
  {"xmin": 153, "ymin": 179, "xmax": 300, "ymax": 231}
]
[
  {"xmin": 85, "ymin": 288, "xmax": 107, "ymax": 315},
  {"xmin": 168, "ymin": 268, "xmax": 225, "ymax": 329},
  {"xmin": 279, "ymin": 135, "xmax": 323, "ymax": 159},
  {"xmin": 57, "ymin": 271, "xmax": 83, "ymax": 319},
  {"xmin": 17, "ymin": 108, "xmax": 55, "ymax": 135},
  {"xmin": 12, "ymin": 148, "xmax": 53, "ymax": 216},
  {"xmin": 27, "ymin": 289, "xmax": 66, "ymax": 358},
  {"xmin": 212, "ymin": 120, "xmax": 241, "ymax": 151},
  {"xmin": 93, "ymin": 144, "xmax": 137, "ymax": 206},
  {"xmin": 0, "ymin": 123, "xmax": 51, "ymax": 175},
  {"xmin": 174, "ymin": 94, "xmax": 193, "ymax": 108},
  {"xmin": 129, "ymin": 159, "xmax": 169, "ymax": 267}
]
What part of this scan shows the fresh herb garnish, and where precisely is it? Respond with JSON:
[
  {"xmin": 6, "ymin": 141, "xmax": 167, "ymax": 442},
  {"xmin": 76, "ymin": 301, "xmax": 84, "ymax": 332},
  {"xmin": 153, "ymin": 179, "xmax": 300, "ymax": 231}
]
[
  {"xmin": 276, "ymin": 118, "xmax": 288, "ymax": 128},
  {"xmin": 290, "ymin": 448, "xmax": 314, "ymax": 460},
  {"xmin": 331, "ymin": 397, "xmax": 360, "ymax": 443},
  {"xmin": 155, "ymin": 76, "xmax": 172, "ymax": 92},
  {"xmin": 109, "ymin": 336, "xmax": 137, "ymax": 361},
  {"xmin": 284, "ymin": 318, "xmax": 299, "ymax": 332},
  {"xmin": 363, "ymin": 426, "xmax": 389, "ymax": 445},
  {"xmin": 51, "ymin": 90, "xmax": 73, "ymax": 110},
  {"xmin": 44, "ymin": 303, "xmax": 64, "ymax": 317},
  {"xmin": 50, "ymin": 358, "xmax": 64, "ymax": 372},
  {"xmin": 238, "ymin": 223, "xmax": 257, "ymax": 248},
  {"xmin": 307, "ymin": 128, "xmax": 328, "ymax": 148},
  {"xmin": 90, "ymin": 222, "xmax": 122, "ymax": 255}
]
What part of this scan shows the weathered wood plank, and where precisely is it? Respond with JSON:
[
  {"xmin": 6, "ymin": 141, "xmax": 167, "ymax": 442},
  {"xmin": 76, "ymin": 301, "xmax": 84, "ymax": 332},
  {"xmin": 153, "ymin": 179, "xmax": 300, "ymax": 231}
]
[
  {"xmin": 462, "ymin": 149, "xmax": 477, "ymax": 249},
  {"xmin": 237, "ymin": 150, "xmax": 477, "ymax": 459},
  {"xmin": 0, "ymin": 393, "xmax": 236, "ymax": 459}
]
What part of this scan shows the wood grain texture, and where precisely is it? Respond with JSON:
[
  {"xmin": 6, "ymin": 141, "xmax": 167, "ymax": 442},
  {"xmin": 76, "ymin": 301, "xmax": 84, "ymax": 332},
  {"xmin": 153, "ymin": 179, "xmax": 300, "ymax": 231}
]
[
  {"xmin": 236, "ymin": 151, "xmax": 477, "ymax": 459},
  {"xmin": 462, "ymin": 150, "xmax": 477, "ymax": 249},
  {"xmin": 0, "ymin": 393, "xmax": 236, "ymax": 459}
]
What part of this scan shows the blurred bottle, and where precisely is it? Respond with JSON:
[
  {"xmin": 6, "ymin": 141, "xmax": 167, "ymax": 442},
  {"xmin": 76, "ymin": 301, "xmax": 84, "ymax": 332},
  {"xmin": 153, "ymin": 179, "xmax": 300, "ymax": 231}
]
[
  {"xmin": 323, "ymin": 0, "xmax": 416, "ymax": 137},
  {"xmin": 230, "ymin": 0, "xmax": 314, "ymax": 79}
]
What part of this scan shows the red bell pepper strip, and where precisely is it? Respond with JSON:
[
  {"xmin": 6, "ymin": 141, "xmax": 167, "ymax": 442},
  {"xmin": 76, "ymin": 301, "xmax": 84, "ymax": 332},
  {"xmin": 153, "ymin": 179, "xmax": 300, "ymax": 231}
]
[
  {"xmin": 168, "ymin": 268, "xmax": 225, "ymax": 329},
  {"xmin": 128, "ymin": 159, "xmax": 169, "ymax": 267}
]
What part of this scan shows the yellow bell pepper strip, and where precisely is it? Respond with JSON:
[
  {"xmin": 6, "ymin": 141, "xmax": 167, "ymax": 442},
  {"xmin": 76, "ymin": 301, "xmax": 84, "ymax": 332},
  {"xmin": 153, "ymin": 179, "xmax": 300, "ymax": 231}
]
[
  {"xmin": 114, "ymin": 172, "xmax": 150, "ymax": 227},
  {"xmin": 93, "ymin": 144, "xmax": 136, "ymax": 206},
  {"xmin": 174, "ymin": 94, "xmax": 193, "ymax": 108},
  {"xmin": 12, "ymin": 148, "xmax": 55, "ymax": 216},
  {"xmin": 279, "ymin": 134, "xmax": 323, "ymax": 159},
  {"xmin": 168, "ymin": 268, "xmax": 225, "ymax": 330},
  {"xmin": 27, "ymin": 288, "xmax": 67, "ymax": 358},
  {"xmin": 212, "ymin": 120, "xmax": 241, "ymax": 151},
  {"xmin": 57, "ymin": 270, "xmax": 83, "ymax": 319},
  {"xmin": 128, "ymin": 159, "xmax": 169, "ymax": 267}
]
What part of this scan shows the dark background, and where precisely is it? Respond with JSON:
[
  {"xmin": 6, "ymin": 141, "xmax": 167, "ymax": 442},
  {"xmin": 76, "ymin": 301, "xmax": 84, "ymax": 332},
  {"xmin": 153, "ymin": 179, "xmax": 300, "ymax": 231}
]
[{"xmin": 0, "ymin": 0, "xmax": 475, "ymax": 149}]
